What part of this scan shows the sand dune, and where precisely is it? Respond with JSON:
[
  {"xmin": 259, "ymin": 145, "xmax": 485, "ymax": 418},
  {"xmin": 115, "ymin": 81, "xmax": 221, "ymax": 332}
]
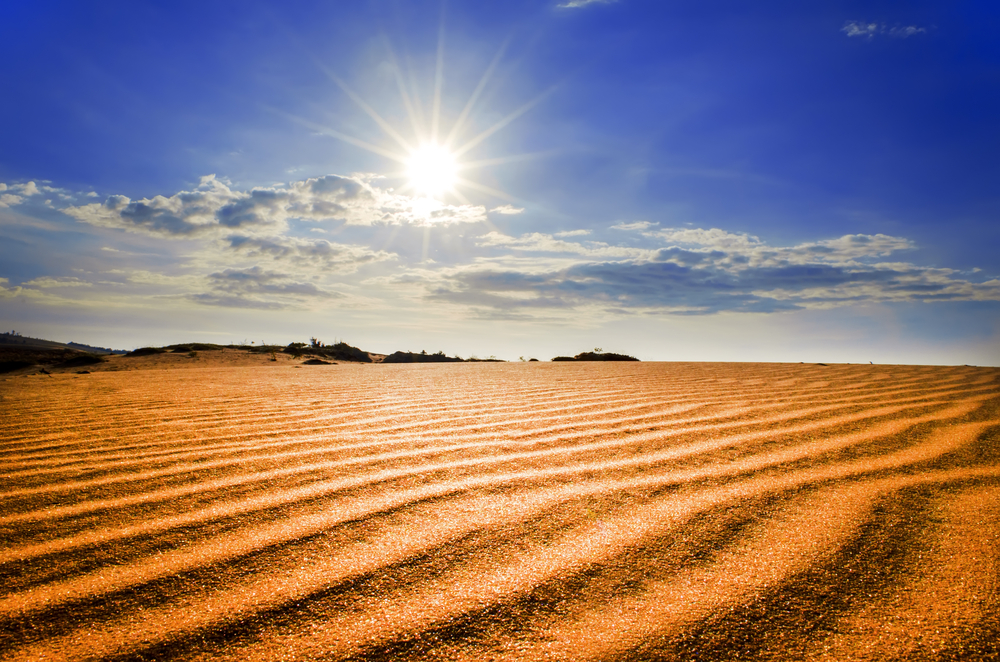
[{"xmin": 0, "ymin": 362, "xmax": 997, "ymax": 660}]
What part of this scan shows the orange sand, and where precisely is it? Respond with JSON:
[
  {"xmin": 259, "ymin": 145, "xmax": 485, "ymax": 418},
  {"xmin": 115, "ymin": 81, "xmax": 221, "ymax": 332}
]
[{"xmin": 0, "ymin": 360, "xmax": 998, "ymax": 660}]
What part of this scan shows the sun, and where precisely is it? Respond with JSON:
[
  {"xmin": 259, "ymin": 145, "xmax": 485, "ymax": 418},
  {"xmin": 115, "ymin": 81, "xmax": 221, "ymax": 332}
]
[
  {"xmin": 291, "ymin": 33, "xmax": 550, "ymax": 214},
  {"xmin": 407, "ymin": 143, "xmax": 457, "ymax": 199}
]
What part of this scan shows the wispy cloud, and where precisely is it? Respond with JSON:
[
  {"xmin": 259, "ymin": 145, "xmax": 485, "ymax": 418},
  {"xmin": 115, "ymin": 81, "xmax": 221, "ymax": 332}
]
[
  {"xmin": 477, "ymin": 231, "xmax": 650, "ymax": 259},
  {"xmin": 557, "ymin": 0, "xmax": 617, "ymax": 9},
  {"xmin": 842, "ymin": 21, "xmax": 928, "ymax": 39},
  {"xmin": 191, "ymin": 266, "xmax": 342, "ymax": 309},
  {"xmin": 611, "ymin": 221, "xmax": 655, "ymax": 231},
  {"xmin": 489, "ymin": 204, "xmax": 524, "ymax": 215},
  {"xmin": 223, "ymin": 235, "xmax": 393, "ymax": 274},
  {"xmin": 21, "ymin": 277, "xmax": 92, "ymax": 289}
]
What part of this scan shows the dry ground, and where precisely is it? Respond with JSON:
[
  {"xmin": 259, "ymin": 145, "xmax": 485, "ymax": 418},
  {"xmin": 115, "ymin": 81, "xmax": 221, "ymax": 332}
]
[{"xmin": 0, "ymin": 359, "xmax": 998, "ymax": 661}]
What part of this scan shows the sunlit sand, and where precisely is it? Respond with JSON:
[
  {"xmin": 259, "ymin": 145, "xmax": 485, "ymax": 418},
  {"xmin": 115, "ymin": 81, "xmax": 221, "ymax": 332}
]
[{"xmin": 1, "ymin": 359, "xmax": 998, "ymax": 660}]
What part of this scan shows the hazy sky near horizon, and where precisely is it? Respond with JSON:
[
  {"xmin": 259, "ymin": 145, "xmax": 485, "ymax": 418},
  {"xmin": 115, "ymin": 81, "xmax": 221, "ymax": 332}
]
[{"xmin": 1, "ymin": 0, "xmax": 998, "ymax": 364}]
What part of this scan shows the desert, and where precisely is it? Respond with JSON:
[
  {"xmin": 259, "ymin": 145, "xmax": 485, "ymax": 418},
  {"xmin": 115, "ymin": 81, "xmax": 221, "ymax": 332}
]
[
  {"xmin": 4, "ymin": 3, "xmax": 999, "ymax": 659},
  {"xmin": 1, "ymin": 354, "xmax": 997, "ymax": 661}
]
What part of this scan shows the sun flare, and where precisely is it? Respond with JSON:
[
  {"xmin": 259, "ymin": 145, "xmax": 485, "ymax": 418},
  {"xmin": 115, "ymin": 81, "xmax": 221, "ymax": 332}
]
[
  {"xmin": 300, "ymin": 34, "xmax": 548, "ymax": 213},
  {"xmin": 406, "ymin": 143, "xmax": 458, "ymax": 199}
]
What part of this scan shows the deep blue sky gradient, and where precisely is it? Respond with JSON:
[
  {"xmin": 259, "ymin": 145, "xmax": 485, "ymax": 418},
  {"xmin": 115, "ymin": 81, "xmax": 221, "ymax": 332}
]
[{"xmin": 1, "ymin": 0, "xmax": 997, "ymax": 362}]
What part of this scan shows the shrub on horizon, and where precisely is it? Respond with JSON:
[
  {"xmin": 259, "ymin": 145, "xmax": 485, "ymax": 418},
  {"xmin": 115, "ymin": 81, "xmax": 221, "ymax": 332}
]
[
  {"xmin": 551, "ymin": 352, "xmax": 639, "ymax": 362},
  {"xmin": 125, "ymin": 347, "xmax": 168, "ymax": 357},
  {"xmin": 381, "ymin": 351, "xmax": 464, "ymax": 364}
]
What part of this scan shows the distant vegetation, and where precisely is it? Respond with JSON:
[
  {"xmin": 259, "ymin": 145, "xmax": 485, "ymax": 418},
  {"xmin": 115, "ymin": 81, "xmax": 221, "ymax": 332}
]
[
  {"xmin": 126, "ymin": 347, "xmax": 169, "ymax": 357},
  {"xmin": 551, "ymin": 349, "xmax": 639, "ymax": 362},
  {"xmin": 0, "ymin": 359, "xmax": 37, "ymax": 374},
  {"xmin": 382, "ymin": 350, "xmax": 463, "ymax": 364},
  {"xmin": 284, "ymin": 340, "xmax": 373, "ymax": 363},
  {"xmin": 1, "ymin": 331, "xmax": 125, "ymax": 354},
  {"xmin": 1, "ymin": 332, "xmax": 645, "ymax": 371},
  {"xmin": 166, "ymin": 343, "xmax": 225, "ymax": 352},
  {"xmin": 54, "ymin": 354, "xmax": 105, "ymax": 369},
  {"xmin": 66, "ymin": 341, "xmax": 127, "ymax": 355},
  {"xmin": 0, "ymin": 346, "xmax": 101, "ymax": 374}
]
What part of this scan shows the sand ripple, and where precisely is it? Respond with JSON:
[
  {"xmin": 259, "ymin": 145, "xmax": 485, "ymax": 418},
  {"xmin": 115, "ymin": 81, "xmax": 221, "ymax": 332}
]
[{"xmin": 0, "ymin": 362, "xmax": 997, "ymax": 661}]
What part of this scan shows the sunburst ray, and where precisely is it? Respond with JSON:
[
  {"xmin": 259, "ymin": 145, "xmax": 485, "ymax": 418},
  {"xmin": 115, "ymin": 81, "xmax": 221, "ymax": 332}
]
[
  {"xmin": 381, "ymin": 35, "xmax": 425, "ymax": 144},
  {"xmin": 459, "ymin": 149, "xmax": 561, "ymax": 171},
  {"xmin": 265, "ymin": 107, "xmax": 407, "ymax": 164},
  {"xmin": 318, "ymin": 65, "xmax": 414, "ymax": 155},
  {"xmin": 453, "ymin": 84, "xmax": 558, "ymax": 158},
  {"xmin": 431, "ymin": 10, "xmax": 446, "ymax": 143},
  {"xmin": 445, "ymin": 38, "xmax": 511, "ymax": 150},
  {"xmin": 454, "ymin": 176, "xmax": 520, "ymax": 204}
]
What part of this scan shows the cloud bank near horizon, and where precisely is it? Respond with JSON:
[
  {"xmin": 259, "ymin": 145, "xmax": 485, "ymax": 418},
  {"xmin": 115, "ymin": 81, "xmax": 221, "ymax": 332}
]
[
  {"xmin": 1, "ymin": 175, "xmax": 997, "ymax": 318},
  {"xmin": 419, "ymin": 226, "xmax": 999, "ymax": 318}
]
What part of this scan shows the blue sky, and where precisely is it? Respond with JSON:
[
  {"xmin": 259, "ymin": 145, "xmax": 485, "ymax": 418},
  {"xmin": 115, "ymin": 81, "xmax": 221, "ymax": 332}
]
[{"xmin": 1, "ymin": 0, "xmax": 998, "ymax": 363}]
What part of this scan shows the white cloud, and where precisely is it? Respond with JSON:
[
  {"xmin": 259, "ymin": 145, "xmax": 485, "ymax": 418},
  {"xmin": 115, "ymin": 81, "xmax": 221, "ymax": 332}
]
[
  {"xmin": 489, "ymin": 204, "xmax": 525, "ymax": 215},
  {"xmin": 842, "ymin": 21, "xmax": 928, "ymax": 39},
  {"xmin": 12, "ymin": 173, "xmax": 492, "ymax": 314},
  {"xmin": 0, "ymin": 277, "xmax": 19, "ymax": 299},
  {"xmin": 16, "ymin": 181, "xmax": 39, "ymax": 196},
  {"xmin": 65, "ymin": 173, "xmax": 488, "ymax": 238},
  {"xmin": 65, "ymin": 175, "xmax": 246, "ymax": 236},
  {"xmin": 842, "ymin": 21, "xmax": 880, "ymax": 38},
  {"xmin": 0, "ymin": 181, "xmax": 96, "ymax": 208},
  {"xmin": 9, "ymin": 164, "xmax": 993, "ymax": 325}
]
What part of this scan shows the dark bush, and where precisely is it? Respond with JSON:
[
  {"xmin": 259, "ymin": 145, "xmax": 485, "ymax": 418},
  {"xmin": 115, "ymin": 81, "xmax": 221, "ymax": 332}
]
[
  {"xmin": 55, "ymin": 354, "xmax": 104, "ymax": 368},
  {"xmin": 574, "ymin": 351, "xmax": 638, "ymax": 361},
  {"xmin": 125, "ymin": 347, "xmax": 168, "ymax": 357},
  {"xmin": 551, "ymin": 352, "xmax": 639, "ymax": 362},
  {"xmin": 326, "ymin": 342, "xmax": 372, "ymax": 362},
  {"xmin": 0, "ymin": 360, "xmax": 35, "ymax": 373},
  {"xmin": 381, "ymin": 351, "xmax": 464, "ymax": 364}
]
